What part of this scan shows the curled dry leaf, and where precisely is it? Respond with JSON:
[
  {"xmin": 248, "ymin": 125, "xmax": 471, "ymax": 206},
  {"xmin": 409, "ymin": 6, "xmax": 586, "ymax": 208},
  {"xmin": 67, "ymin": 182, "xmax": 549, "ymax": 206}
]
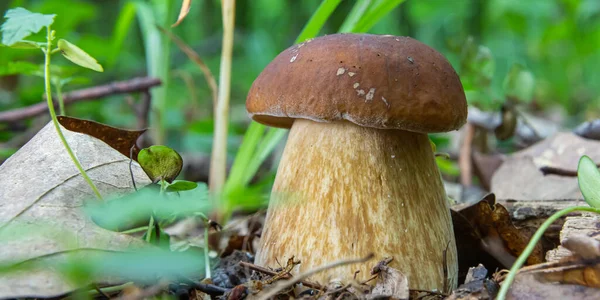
[
  {"xmin": 452, "ymin": 193, "xmax": 544, "ymax": 279},
  {"xmin": 447, "ymin": 264, "xmax": 499, "ymax": 300},
  {"xmin": 0, "ymin": 122, "xmax": 151, "ymax": 298},
  {"xmin": 369, "ymin": 265, "xmax": 409, "ymax": 300}
]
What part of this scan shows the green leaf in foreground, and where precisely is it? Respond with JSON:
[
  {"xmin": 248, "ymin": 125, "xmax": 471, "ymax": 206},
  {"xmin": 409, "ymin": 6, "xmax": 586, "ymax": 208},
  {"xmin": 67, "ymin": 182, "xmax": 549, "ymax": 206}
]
[
  {"xmin": 0, "ymin": 40, "xmax": 40, "ymax": 49},
  {"xmin": 57, "ymin": 39, "xmax": 104, "ymax": 72},
  {"xmin": 0, "ymin": 7, "xmax": 55, "ymax": 46},
  {"xmin": 85, "ymin": 185, "xmax": 210, "ymax": 230},
  {"xmin": 138, "ymin": 145, "xmax": 183, "ymax": 183},
  {"xmin": 577, "ymin": 155, "xmax": 600, "ymax": 208},
  {"xmin": 166, "ymin": 180, "xmax": 198, "ymax": 192}
]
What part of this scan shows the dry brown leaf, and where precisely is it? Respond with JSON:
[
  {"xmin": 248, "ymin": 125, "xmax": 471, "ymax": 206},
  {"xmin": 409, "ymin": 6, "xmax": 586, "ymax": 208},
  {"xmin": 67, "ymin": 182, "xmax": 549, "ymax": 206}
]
[
  {"xmin": 452, "ymin": 193, "xmax": 544, "ymax": 278},
  {"xmin": 369, "ymin": 265, "xmax": 409, "ymax": 300},
  {"xmin": 0, "ymin": 122, "xmax": 151, "ymax": 298},
  {"xmin": 447, "ymin": 264, "xmax": 498, "ymax": 300},
  {"xmin": 58, "ymin": 116, "xmax": 146, "ymax": 161},
  {"xmin": 172, "ymin": 0, "xmax": 192, "ymax": 27}
]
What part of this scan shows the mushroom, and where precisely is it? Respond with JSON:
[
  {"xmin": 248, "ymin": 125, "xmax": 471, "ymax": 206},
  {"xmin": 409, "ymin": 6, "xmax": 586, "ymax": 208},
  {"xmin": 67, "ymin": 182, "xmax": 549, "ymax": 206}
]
[{"xmin": 246, "ymin": 33, "xmax": 467, "ymax": 291}]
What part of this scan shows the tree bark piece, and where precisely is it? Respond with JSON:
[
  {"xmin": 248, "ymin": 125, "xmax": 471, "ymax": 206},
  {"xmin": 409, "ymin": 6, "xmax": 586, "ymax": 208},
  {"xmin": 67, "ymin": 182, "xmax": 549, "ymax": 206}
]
[{"xmin": 0, "ymin": 77, "xmax": 161, "ymax": 123}]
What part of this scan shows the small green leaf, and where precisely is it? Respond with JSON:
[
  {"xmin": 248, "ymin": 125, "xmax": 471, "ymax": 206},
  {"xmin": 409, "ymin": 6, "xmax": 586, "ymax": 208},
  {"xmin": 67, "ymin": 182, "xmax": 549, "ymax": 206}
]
[
  {"xmin": 166, "ymin": 180, "xmax": 198, "ymax": 193},
  {"xmin": 577, "ymin": 155, "xmax": 600, "ymax": 208},
  {"xmin": 503, "ymin": 64, "xmax": 535, "ymax": 103},
  {"xmin": 0, "ymin": 7, "xmax": 55, "ymax": 46},
  {"xmin": 0, "ymin": 40, "xmax": 40, "ymax": 49},
  {"xmin": 57, "ymin": 39, "xmax": 104, "ymax": 72},
  {"xmin": 138, "ymin": 145, "xmax": 183, "ymax": 183}
]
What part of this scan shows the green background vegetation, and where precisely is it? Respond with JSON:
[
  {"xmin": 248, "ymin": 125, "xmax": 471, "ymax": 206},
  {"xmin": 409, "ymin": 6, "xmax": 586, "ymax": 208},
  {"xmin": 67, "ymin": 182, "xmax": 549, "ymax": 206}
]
[{"xmin": 1, "ymin": 0, "xmax": 599, "ymax": 171}]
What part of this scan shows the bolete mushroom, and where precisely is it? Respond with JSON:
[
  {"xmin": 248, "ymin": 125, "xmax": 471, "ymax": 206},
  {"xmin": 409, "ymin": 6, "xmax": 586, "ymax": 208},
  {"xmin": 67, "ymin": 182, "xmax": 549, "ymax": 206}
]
[{"xmin": 246, "ymin": 33, "xmax": 467, "ymax": 291}]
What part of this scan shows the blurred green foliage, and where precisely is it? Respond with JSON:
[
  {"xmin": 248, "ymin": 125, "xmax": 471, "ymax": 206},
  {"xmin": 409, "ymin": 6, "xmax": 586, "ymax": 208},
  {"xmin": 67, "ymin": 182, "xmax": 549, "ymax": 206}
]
[
  {"xmin": 2, "ymin": 0, "xmax": 598, "ymax": 129},
  {"xmin": 1, "ymin": 0, "xmax": 599, "ymax": 159}
]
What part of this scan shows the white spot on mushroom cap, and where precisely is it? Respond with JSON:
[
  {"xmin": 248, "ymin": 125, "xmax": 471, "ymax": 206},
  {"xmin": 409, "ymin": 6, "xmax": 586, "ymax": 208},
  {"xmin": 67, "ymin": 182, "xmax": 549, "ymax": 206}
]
[
  {"xmin": 353, "ymin": 83, "xmax": 360, "ymax": 89},
  {"xmin": 348, "ymin": 72, "xmax": 356, "ymax": 77},
  {"xmin": 381, "ymin": 96, "xmax": 389, "ymax": 108},
  {"xmin": 290, "ymin": 54, "xmax": 298, "ymax": 62},
  {"xmin": 336, "ymin": 68, "xmax": 346, "ymax": 76},
  {"xmin": 366, "ymin": 88, "xmax": 376, "ymax": 101},
  {"xmin": 356, "ymin": 89, "xmax": 365, "ymax": 96}
]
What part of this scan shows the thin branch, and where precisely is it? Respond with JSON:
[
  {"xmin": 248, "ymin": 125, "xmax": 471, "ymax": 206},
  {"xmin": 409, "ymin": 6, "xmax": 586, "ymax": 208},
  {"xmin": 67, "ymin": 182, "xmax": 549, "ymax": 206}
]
[
  {"xmin": 0, "ymin": 77, "xmax": 161, "ymax": 123},
  {"xmin": 256, "ymin": 253, "xmax": 375, "ymax": 300},
  {"xmin": 239, "ymin": 261, "xmax": 324, "ymax": 290},
  {"xmin": 540, "ymin": 166, "xmax": 578, "ymax": 177}
]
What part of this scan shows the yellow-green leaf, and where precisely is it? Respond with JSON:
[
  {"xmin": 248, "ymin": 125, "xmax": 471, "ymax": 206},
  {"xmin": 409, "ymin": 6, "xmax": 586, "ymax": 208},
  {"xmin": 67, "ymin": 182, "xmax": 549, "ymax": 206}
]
[
  {"xmin": 578, "ymin": 155, "xmax": 600, "ymax": 208},
  {"xmin": 57, "ymin": 39, "xmax": 104, "ymax": 72}
]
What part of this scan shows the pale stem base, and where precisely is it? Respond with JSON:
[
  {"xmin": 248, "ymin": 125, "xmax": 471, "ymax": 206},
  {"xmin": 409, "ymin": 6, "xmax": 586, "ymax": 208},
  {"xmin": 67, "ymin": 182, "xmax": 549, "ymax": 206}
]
[{"xmin": 255, "ymin": 119, "xmax": 458, "ymax": 291}]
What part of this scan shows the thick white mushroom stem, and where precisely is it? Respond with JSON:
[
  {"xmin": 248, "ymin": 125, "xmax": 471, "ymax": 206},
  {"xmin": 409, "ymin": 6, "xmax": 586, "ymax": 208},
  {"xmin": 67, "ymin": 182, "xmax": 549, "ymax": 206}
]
[{"xmin": 255, "ymin": 119, "xmax": 458, "ymax": 291}]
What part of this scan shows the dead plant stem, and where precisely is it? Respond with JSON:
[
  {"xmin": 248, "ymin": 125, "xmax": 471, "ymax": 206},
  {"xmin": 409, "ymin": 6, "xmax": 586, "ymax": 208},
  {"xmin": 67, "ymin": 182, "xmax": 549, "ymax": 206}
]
[{"xmin": 209, "ymin": 0, "xmax": 235, "ymax": 210}]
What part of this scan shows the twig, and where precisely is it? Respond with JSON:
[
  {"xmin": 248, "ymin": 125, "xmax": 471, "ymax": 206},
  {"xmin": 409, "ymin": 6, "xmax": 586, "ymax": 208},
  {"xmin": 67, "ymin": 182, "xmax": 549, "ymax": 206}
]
[
  {"xmin": 157, "ymin": 26, "xmax": 218, "ymax": 108},
  {"xmin": 540, "ymin": 166, "xmax": 580, "ymax": 177},
  {"xmin": 256, "ymin": 253, "xmax": 375, "ymax": 300},
  {"xmin": 239, "ymin": 261, "xmax": 324, "ymax": 290},
  {"xmin": 186, "ymin": 280, "xmax": 230, "ymax": 296},
  {"xmin": 93, "ymin": 284, "xmax": 111, "ymax": 299},
  {"xmin": 0, "ymin": 77, "xmax": 161, "ymax": 123},
  {"xmin": 410, "ymin": 289, "xmax": 449, "ymax": 297}
]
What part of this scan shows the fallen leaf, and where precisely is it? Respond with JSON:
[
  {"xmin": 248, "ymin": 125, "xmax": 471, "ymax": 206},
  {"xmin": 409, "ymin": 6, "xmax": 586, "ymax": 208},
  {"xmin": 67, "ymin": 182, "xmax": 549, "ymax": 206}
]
[
  {"xmin": 452, "ymin": 194, "xmax": 544, "ymax": 280},
  {"xmin": 492, "ymin": 132, "xmax": 600, "ymax": 201},
  {"xmin": 57, "ymin": 116, "xmax": 146, "ymax": 161},
  {"xmin": 369, "ymin": 265, "xmax": 409, "ymax": 300},
  {"xmin": 0, "ymin": 121, "xmax": 152, "ymax": 298},
  {"xmin": 447, "ymin": 264, "xmax": 498, "ymax": 300}
]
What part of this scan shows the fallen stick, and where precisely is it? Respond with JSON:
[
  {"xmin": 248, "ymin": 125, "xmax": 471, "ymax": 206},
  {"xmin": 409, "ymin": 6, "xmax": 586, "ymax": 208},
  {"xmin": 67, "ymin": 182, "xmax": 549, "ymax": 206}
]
[
  {"xmin": 255, "ymin": 253, "xmax": 374, "ymax": 300},
  {"xmin": 0, "ymin": 77, "xmax": 161, "ymax": 123},
  {"xmin": 239, "ymin": 261, "xmax": 323, "ymax": 290}
]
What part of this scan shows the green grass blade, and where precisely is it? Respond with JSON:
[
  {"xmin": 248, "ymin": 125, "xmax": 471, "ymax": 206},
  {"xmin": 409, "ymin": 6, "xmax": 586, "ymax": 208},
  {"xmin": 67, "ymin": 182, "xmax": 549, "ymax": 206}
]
[
  {"xmin": 295, "ymin": 0, "xmax": 342, "ymax": 43},
  {"xmin": 108, "ymin": 1, "xmax": 137, "ymax": 67},
  {"xmin": 352, "ymin": 0, "xmax": 407, "ymax": 33},
  {"xmin": 338, "ymin": 0, "xmax": 372, "ymax": 33},
  {"xmin": 224, "ymin": 122, "xmax": 266, "ymax": 190},
  {"xmin": 242, "ymin": 127, "xmax": 287, "ymax": 185}
]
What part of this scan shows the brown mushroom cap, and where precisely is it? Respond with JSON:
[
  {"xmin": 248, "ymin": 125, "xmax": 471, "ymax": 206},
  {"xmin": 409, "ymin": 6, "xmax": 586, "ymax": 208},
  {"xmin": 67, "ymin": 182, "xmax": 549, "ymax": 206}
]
[{"xmin": 246, "ymin": 33, "xmax": 468, "ymax": 133}]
